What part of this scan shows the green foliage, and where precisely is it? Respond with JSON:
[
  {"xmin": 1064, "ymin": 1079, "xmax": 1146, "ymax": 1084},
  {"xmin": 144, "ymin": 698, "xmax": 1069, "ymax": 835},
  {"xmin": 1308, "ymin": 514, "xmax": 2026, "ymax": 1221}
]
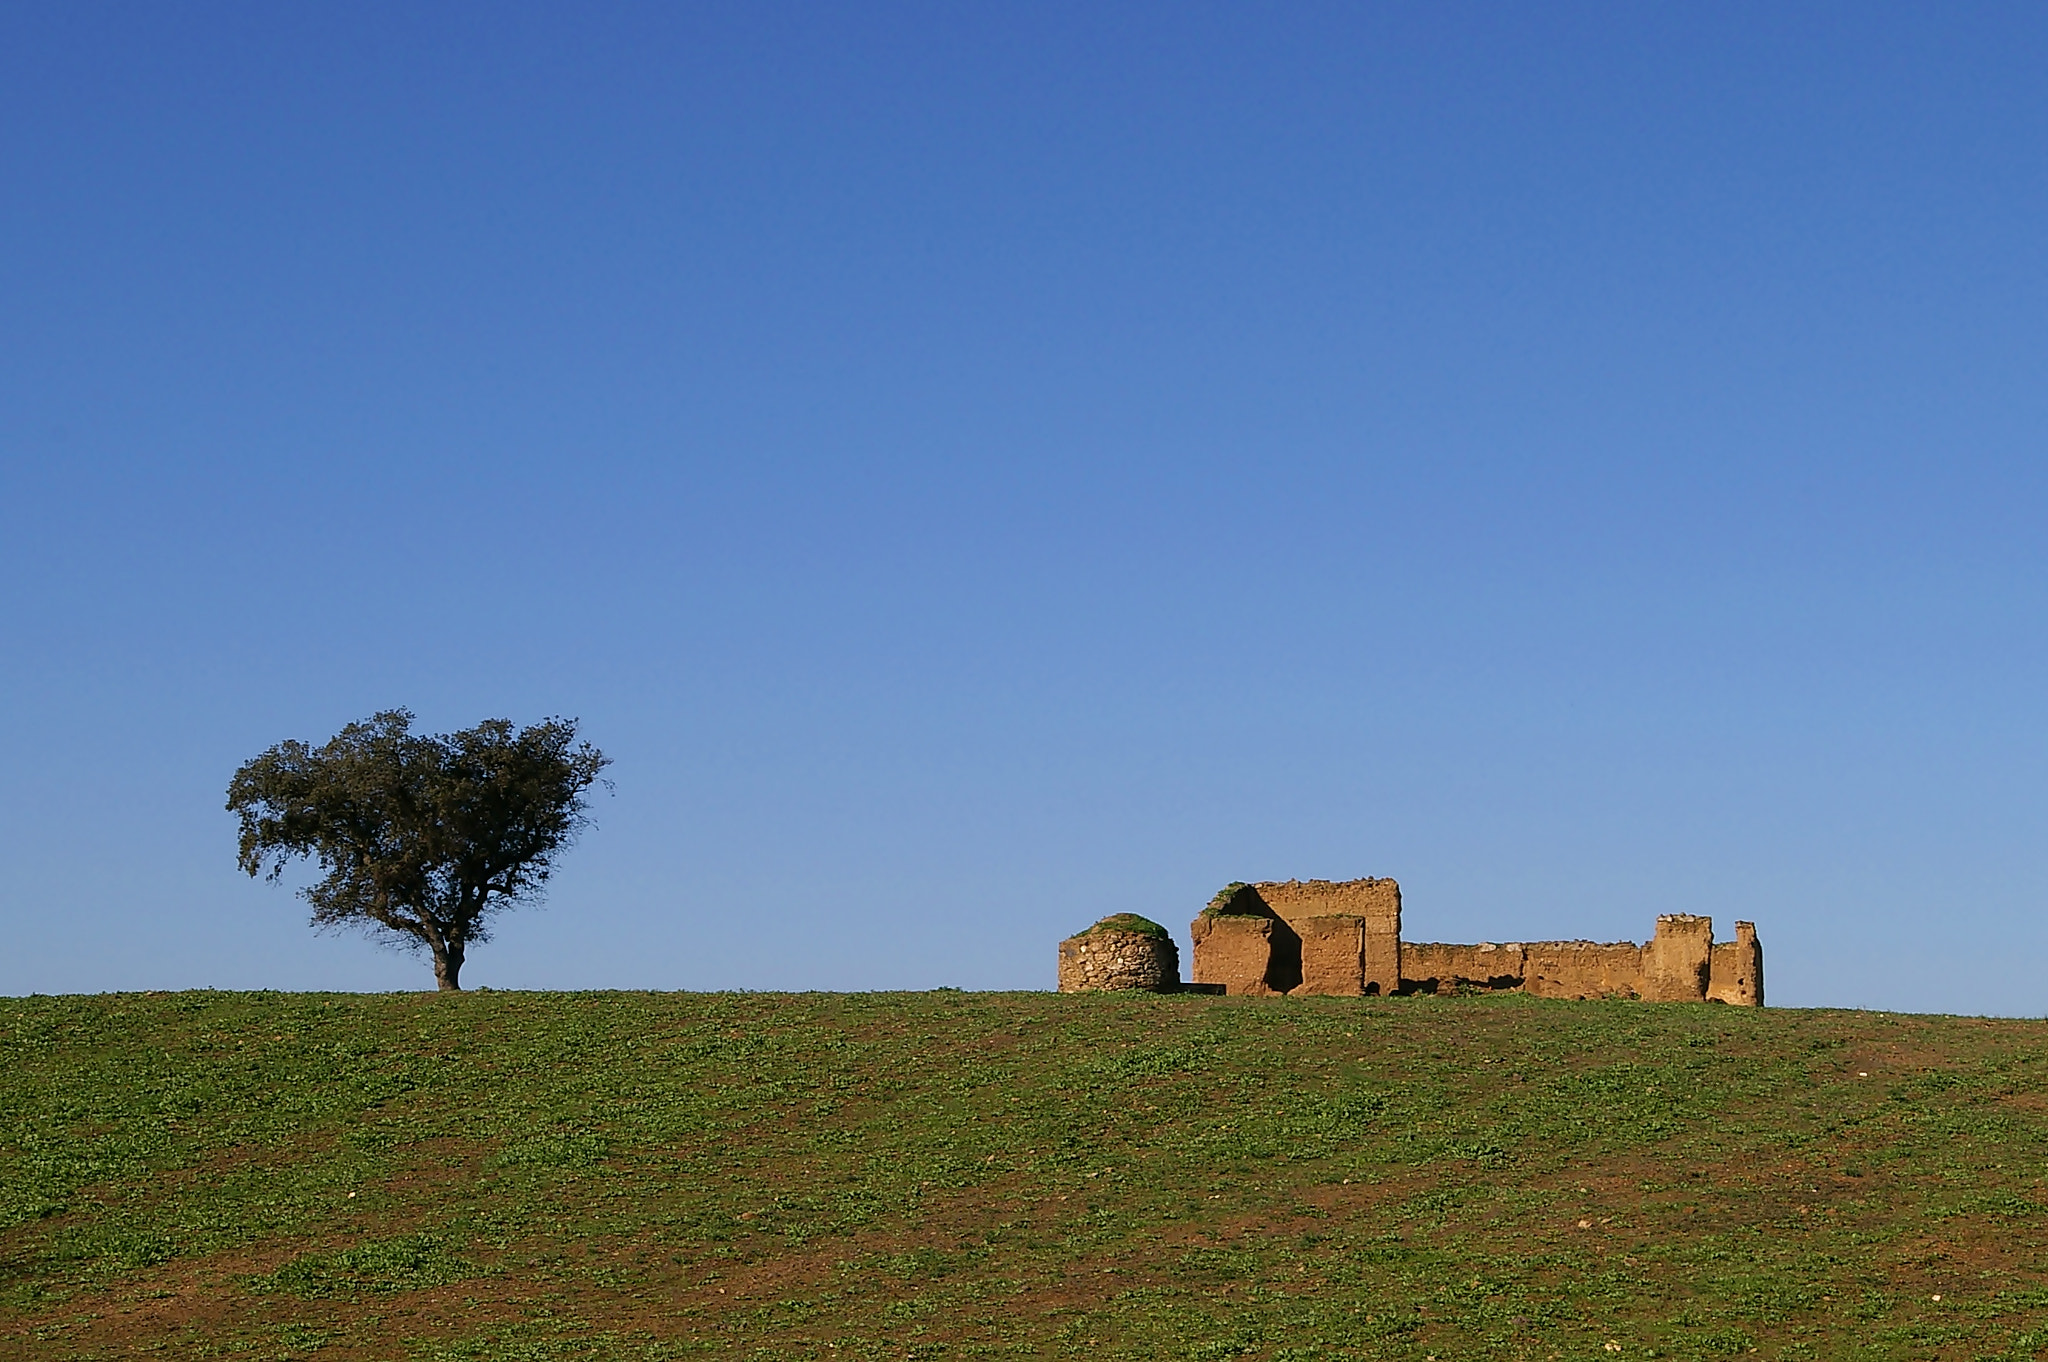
[
  {"xmin": 225, "ymin": 709, "xmax": 610, "ymax": 989},
  {"xmin": 494, "ymin": 1132, "xmax": 614, "ymax": 1169},
  {"xmin": 249, "ymin": 1232, "xmax": 484, "ymax": 1298},
  {"xmin": 6, "ymin": 991, "xmax": 2048, "ymax": 1358},
  {"xmin": 1079, "ymin": 912, "xmax": 1173, "ymax": 939},
  {"xmin": 1202, "ymin": 881, "xmax": 1258, "ymax": 917}
]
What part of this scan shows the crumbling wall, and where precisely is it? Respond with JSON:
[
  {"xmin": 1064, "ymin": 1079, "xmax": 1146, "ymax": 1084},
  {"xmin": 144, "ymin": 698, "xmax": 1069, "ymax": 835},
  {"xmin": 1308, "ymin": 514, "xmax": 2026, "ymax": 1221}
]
[
  {"xmin": 1523, "ymin": 941, "xmax": 1644, "ymax": 1000},
  {"xmin": 1399, "ymin": 942, "xmax": 1527, "ymax": 993},
  {"xmin": 1253, "ymin": 878, "xmax": 1401, "ymax": 994},
  {"xmin": 1176, "ymin": 879, "xmax": 1762, "ymax": 1005},
  {"xmin": 1706, "ymin": 920, "xmax": 1764, "ymax": 1006},
  {"xmin": 1189, "ymin": 887, "xmax": 1301, "ymax": 994},
  {"xmin": 1640, "ymin": 913, "xmax": 1713, "ymax": 1002},
  {"xmin": 1296, "ymin": 916, "xmax": 1366, "ymax": 995}
]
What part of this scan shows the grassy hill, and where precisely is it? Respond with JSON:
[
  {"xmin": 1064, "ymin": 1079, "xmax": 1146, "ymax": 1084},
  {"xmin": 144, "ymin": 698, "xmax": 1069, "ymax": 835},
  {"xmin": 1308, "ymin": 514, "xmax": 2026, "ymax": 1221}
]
[{"xmin": 4, "ymin": 990, "xmax": 2047, "ymax": 1361}]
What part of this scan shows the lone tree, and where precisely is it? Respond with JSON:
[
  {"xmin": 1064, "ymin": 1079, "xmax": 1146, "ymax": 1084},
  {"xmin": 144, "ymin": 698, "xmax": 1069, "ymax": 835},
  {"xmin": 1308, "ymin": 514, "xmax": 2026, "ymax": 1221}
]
[{"xmin": 228, "ymin": 710, "xmax": 611, "ymax": 991}]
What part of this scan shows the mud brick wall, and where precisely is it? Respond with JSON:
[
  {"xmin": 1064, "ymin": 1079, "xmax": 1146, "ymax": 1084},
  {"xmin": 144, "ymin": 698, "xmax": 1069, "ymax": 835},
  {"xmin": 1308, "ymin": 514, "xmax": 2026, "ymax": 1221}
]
[
  {"xmin": 1400, "ymin": 941, "xmax": 1528, "ymax": 993},
  {"xmin": 1189, "ymin": 912, "xmax": 1295, "ymax": 995},
  {"xmin": 1253, "ymin": 879, "xmax": 1402, "ymax": 995},
  {"xmin": 1523, "ymin": 941, "xmax": 1645, "ymax": 1000},
  {"xmin": 1179, "ymin": 878, "xmax": 1763, "ymax": 1005},
  {"xmin": 1640, "ymin": 913, "xmax": 1714, "ymax": 1002},
  {"xmin": 1706, "ymin": 921, "xmax": 1764, "ymax": 1006},
  {"xmin": 1295, "ymin": 916, "xmax": 1366, "ymax": 996}
]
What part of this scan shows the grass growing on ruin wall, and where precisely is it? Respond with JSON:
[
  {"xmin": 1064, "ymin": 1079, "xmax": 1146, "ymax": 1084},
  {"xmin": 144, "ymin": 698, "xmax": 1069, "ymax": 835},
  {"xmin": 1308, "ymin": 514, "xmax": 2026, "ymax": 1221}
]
[
  {"xmin": 5, "ymin": 990, "xmax": 2048, "ymax": 1361},
  {"xmin": 1202, "ymin": 881, "xmax": 1260, "ymax": 916},
  {"xmin": 1078, "ymin": 913, "xmax": 1174, "ymax": 939}
]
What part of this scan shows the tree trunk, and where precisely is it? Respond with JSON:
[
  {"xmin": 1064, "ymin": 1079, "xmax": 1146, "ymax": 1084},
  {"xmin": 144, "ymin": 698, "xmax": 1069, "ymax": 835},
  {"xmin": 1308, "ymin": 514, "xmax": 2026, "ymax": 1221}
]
[{"xmin": 434, "ymin": 939, "xmax": 465, "ymax": 992}]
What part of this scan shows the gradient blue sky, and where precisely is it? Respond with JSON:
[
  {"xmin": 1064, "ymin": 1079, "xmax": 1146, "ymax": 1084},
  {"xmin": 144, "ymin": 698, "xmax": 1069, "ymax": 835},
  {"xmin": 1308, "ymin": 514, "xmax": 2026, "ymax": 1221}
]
[{"xmin": 4, "ymin": 4, "xmax": 2045, "ymax": 1011}]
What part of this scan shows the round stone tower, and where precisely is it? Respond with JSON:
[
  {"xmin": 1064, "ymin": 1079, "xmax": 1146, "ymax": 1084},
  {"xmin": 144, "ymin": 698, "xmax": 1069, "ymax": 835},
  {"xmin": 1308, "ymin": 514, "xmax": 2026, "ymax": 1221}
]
[{"xmin": 1056, "ymin": 914, "xmax": 1181, "ymax": 992}]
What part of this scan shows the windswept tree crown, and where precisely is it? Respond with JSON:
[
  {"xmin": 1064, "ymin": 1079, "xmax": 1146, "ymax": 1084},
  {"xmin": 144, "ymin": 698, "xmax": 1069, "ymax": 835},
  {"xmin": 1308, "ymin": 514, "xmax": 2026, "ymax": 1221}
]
[{"xmin": 227, "ymin": 710, "xmax": 611, "ymax": 990}]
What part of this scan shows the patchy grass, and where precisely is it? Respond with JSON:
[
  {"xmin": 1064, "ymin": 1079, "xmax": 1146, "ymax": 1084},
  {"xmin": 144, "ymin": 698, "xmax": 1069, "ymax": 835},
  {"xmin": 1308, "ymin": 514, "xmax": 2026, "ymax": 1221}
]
[{"xmin": 3, "ymin": 990, "xmax": 2048, "ymax": 1359}]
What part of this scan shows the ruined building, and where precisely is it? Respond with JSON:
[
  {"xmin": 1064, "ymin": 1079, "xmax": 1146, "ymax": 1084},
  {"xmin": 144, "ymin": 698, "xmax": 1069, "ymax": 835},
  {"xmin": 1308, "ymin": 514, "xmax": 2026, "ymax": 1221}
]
[
  {"xmin": 1192, "ymin": 879, "xmax": 1761, "ymax": 1004},
  {"xmin": 1057, "ymin": 914, "xmax": 1181, "ymax": 993},
  {"xmin": 1057, "ymin": 878, "xmax": 1763, "ymax": 1004}
]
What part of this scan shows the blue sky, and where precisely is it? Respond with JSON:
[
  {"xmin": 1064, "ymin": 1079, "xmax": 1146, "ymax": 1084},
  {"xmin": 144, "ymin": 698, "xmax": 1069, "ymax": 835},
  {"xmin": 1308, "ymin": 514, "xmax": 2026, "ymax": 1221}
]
[{"xmin": 3, "ymin": 4, "xmax": 2045, "ymax": 1011}]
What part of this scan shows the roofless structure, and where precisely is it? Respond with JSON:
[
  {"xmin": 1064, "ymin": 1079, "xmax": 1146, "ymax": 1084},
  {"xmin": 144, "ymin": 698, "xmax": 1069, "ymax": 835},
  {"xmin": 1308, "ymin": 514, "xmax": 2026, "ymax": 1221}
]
[{"xmin": 1057, "ymin": 878, "xmax": 1762, "ymax": 1004}]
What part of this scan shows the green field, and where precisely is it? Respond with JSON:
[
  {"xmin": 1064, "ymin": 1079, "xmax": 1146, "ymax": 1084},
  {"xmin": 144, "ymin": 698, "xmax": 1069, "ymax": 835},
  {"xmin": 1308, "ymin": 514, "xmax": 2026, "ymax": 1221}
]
[{"xmin": 4, "ymin": 990, "xmax": 2047, "ymax": 1361}]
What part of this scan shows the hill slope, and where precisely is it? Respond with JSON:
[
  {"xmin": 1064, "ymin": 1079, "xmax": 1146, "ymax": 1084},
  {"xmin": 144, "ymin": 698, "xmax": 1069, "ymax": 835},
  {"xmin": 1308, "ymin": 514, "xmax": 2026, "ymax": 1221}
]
[{"xmin": 3, "ymin": 990, "xmax": 2047, "ymax": 1360}]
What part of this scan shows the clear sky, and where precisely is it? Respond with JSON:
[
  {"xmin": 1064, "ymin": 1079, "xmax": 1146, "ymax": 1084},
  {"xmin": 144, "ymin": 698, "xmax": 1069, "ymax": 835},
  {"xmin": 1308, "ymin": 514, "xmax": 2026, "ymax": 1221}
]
[{"xmin": 3, "ymin": 4, "xmax": 2045, "ymax": 1011}]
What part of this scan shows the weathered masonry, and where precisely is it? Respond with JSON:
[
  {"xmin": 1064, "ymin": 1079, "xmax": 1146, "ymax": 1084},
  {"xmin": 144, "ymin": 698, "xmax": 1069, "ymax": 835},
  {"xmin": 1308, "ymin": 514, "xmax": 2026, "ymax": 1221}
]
[
  {"xmin": 1056, "ymin": 914, "xmax": 1182, "ymax": 993},
  {"xmin": 1184, "ymin": 878, "xmax": 1763, "ymax": 1004},
  {"xmin": 1054, "ymin": 879, "xmax": 1764, "ymax": 1002}
]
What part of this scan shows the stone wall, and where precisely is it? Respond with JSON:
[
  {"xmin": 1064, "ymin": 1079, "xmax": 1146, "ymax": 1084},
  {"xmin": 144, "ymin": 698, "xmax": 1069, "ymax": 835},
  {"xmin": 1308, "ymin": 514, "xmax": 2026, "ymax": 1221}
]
[{"xmin": 1056, "ymin": 916, "xmax": 1181, "ymax": 993}]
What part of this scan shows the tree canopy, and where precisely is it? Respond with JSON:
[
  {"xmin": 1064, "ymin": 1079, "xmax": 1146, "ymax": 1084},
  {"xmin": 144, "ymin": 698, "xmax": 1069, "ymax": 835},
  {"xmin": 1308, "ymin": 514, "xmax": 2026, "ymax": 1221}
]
[{"xmin": 227, "ymin": 710, "xmax": 610, "ymax": 990}]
